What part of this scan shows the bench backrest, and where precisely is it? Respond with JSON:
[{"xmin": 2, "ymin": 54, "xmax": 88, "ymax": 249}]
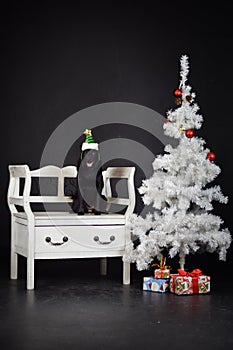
[
  {"xmin": 8, "ymin": 165, "xmax": 77, "ymax": 206},
  {"xmin": 8, "ymin": 165, "xmax": 136, "ymax": 217}
]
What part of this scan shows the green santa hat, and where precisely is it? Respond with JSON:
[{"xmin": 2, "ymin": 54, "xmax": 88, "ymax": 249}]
[{"xmin": 81, "ymin": 129, "xmax": 99, "ymax": 151}]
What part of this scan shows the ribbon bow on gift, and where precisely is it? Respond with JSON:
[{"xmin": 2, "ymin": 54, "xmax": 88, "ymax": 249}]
[
  {"xmin": 152, "ymin": 256, "xmax": 170, "ymax": 270},
  {"xmin": 177, "ymin": 268, "xmax": 203, "ymax": 277}
]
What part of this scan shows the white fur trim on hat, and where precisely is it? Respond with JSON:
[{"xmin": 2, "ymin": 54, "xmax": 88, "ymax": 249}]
[{"xmin": 81, "ymin": 143, "xmax": 99, "ymax": 151}]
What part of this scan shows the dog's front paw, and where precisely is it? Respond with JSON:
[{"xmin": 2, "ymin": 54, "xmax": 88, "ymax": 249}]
[{"xmin": 93, "ymin": 209, "xmax": 101, "ymax": 215}]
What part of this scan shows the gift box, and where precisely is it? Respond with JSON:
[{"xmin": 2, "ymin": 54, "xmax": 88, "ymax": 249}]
[
  {"xmin": 152, "ymin": 256, "xmax": 171, "ymax": 279},
  {"xmin": 154, "ymin": 268, "xmax": 170, "ymax": 279},
  {"xmin": 143, "ymin": 277, "xmax": 169, "ymax": 293},
  {"xmin": 169, "ymin": 269, "xmax": 210, "ymax": 295}
]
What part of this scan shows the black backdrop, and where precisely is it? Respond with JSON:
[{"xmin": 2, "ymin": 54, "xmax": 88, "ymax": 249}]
[{"xmin": 1, "ymin": 1, "xmax": 232, "ymax": 276}]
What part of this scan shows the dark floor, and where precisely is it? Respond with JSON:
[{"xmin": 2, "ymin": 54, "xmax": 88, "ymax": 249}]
[{"xmin": 0, "ymin": 255, "xmax": 233, "ymax": 350}]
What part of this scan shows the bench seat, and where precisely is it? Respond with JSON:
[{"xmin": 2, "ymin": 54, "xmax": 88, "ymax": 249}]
[{"xmin": 14, "ymin": 212, "xmax": 126, "ymax": 226}]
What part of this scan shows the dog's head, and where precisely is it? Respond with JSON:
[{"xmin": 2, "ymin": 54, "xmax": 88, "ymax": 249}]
[{"xmin": 79, "ymin": 149, "xmax": 101, "ymax": 170}]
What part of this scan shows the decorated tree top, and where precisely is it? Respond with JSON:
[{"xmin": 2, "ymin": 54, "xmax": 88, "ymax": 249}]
[
  {"xmin": 123, "ymin": 55, "xmax": 232, "ymax": 271},
  {"xmin": 165, "ymin": 54, "xmax": 203, "ymax": 139}
]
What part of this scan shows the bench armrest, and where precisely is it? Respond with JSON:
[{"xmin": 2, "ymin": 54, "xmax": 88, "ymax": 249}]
[{"xmin": 8, "ymin": 165, "xmax": 33, "ymax": 217}]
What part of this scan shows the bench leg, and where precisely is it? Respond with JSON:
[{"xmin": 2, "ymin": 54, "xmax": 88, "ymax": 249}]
[
  {"xmin": 123, "ymin": 261, "xmax": 130, "ymax": 285},
  {"xmin": 10, "ymin": 251, "xmax": 18, "ymax": 280},
  {"xmin": 27, "ymin": 257, "xmax": 35, "ymax": 290},
  {"xmin": 100, "ymin": 258, "xmax": 107, "ymax": 275},
  {"xmin": 10, "ymin": 222, "xmax": 18, "ymax": 279}
]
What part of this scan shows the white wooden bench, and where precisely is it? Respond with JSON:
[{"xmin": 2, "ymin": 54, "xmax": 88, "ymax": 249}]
[{"xmin": 7, "ymin": 165, "xmax": 136, "ymax": 290}]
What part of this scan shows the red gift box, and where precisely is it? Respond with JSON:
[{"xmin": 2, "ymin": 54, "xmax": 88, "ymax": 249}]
[
  {"xmin": 152, "ymin": 256, "xmax": 170, "ymax": 279},
  {"xmin": 154, "ymin": 268, "xmax": 170, "ymax": 279},
  {"xmin": 170, "ymin": 269, "xmax": 210, "ymax": 295}
]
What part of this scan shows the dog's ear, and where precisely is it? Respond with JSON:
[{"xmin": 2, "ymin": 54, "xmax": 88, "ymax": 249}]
[
  {"xmin": 79, "ymin": 149, "xmax": 88, "ymax": 162},
  {"xmin": 77, "ymin": 152, "xmax": 84, "ymax": 168}
]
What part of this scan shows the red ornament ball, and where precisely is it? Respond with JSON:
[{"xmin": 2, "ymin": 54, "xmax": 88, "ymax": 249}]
[
  {"xmin": 207, "ymin": 152, "xmax": 216, "ymax": 161},
  {"xmin": 174, "ymin": 89, "xmax": 182, "ymax": 97},
  {"xmin": 185, "ymin": 129, "xmax": 194, "ymax": 138}
]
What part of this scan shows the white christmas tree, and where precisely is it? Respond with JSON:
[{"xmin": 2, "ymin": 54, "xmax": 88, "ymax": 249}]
[{"xmin": 123, "ymin": 54, "xmax": 232, "ymax": 271}]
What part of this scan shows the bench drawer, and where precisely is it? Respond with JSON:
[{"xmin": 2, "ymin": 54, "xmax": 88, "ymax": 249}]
[{"xmin": 35, "ymin": 225, "xmax": 126, "ymax": 255}]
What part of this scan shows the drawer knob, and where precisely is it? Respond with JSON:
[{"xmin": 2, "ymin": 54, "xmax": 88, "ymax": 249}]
[
  {"xmin": 45, "ymin": 236, "xmax": 69, "ymax": 246},
  {"xmin": 93, "ymin": 235, "xmax": 115, "ymax": 245}
]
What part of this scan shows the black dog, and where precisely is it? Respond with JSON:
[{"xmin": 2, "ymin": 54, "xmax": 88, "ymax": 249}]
[{"xmin": 72, "ymin": 149, "xmax": 106, "ymax": 215}]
